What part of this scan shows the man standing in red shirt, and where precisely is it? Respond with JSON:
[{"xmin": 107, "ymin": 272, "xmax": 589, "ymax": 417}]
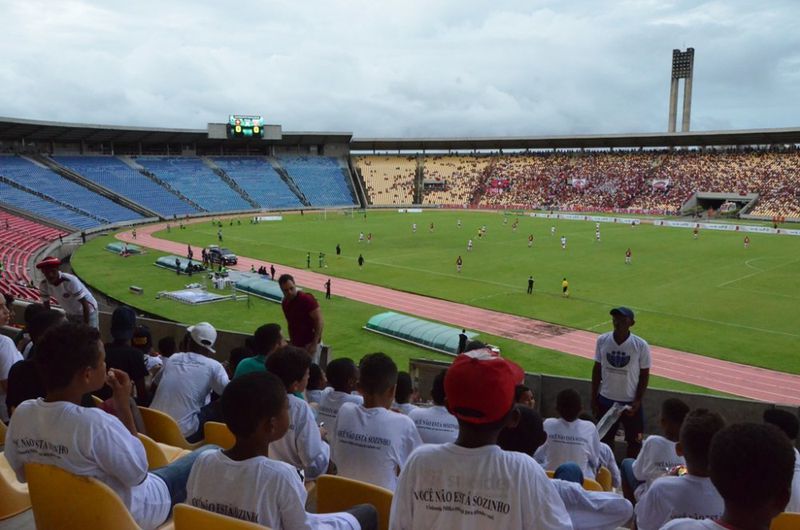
[{"xmin": 278, "ymin": 274, "xmax": 324, "ymax": 362}]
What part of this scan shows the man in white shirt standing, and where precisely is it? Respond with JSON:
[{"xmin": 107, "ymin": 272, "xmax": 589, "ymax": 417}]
[
  {"xmin": 408, "ymin": 370, "xmax": 459, "ymax": 444},
  {"xmin": 591, "ymin": 306, "xmax": 651, "ymax": 458},
  {"xmin": 0, "ymin": 301, "xmax": 22, "ymax": 422},
  {"xmin": 150, "ymin": 322, "xmax": 229, "ymax": 442},
  {"xmin": 36, "ymin": 256, "xmax": 98, "ymax": 328}
]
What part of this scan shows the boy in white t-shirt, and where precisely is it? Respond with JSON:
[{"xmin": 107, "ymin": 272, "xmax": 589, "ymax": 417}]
[
  {"xmin": 621, "ymin": 398, "xmax": 689, "ymax": 503},
  {"xmin": 266, "ymin": 345, "xmax": 331, "ymax": 481},
  {"xmin": 330, "ymin": 353, "xmax": 422, "ymax": 491},
  {"xmin": 499, "ymin": 406, "xmax": 633, "ymax": 530},
  {"xmin": 392, "ymin": 371, "xmax": 418, "ymax": 415},
  {"xmin": 390, "ymin": 349, "xmax": 572, "ymax": 530},
  {"xmin": 187, "ymin": 372, "xmax": 377, "ymax": 530},
  {"xmin": 4, "ymin": 321, "xmax": 215, "ymax": 530},
  {"xmin": 661, "ymin": 422, "xmax": 796, "ymax": 530},
  {"xmin": 763, "ymin": 408, "xmax": 800, "ymax": 512},
  {"xmin": 635, "ymin": 409, "xmax": 725, "ymax": 530},
  {"xmin": 408, "ymin": 369, "xmax": 459, "ymax": 444},
  {"xmin": 150, "ymin": 322, "xmax": 229, "ymax": 442},
  {"xmin": 0, "ymin": 301, "xmax": 23, "ymax": 421},
  {"xmin": 535, "ymin": 388, "xmax": 604, "ymax": 480},
  {"xmin": 316, "ymin": 358, "xmax": 363, "ymax": 425}
]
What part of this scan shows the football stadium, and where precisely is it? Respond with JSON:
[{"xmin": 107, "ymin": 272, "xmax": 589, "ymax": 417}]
[{"xmin": 1, "ymin": 3, "xmax": 799, "ymax": 529}]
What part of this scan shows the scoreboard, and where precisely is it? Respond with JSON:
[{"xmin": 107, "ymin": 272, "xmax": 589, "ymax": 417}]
[{"xmin": 227, "ymin": 115, "xmax": 264, "ymax": 139}]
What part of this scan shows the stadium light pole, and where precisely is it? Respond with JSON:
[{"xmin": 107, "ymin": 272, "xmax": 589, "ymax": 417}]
[{"xmin": 668, "ymin": 48, "xmax": 695, "ymax": 133}]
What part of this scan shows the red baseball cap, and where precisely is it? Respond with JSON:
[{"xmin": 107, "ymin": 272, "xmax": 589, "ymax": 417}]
[
  {"xmin": 445, "ymin": 349, "xmax": 525, "ymax": 424},
  {"xmin": 35, "ymin": 256, "xmax": 61, "ymax": 269}
]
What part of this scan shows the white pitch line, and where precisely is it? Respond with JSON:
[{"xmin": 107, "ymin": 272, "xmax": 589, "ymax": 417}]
[{"xmin": 716, "ymin": 257, "xmax": 800, "ymax": 288}]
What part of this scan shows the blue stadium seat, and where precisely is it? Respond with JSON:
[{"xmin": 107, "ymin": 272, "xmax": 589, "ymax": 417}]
[
  {"xmin": 211, "ymin": 157, "xmax": 302, "ymax": 209},
  {"xmin": 276, "ymin": 155, "xmax": 357, "ymax": 207},
  {"xmin": 0, "ymin": 179, "xmax": 99, "ymax": 229}
]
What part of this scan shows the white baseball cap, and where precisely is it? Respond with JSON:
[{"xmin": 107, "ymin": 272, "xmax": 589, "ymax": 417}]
[{"xmin": 187, "ymin": 322, "xmax": 217, "ymax": 353}]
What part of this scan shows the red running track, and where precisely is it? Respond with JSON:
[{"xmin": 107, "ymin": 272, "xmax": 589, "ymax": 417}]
[{"xmin": 119, "ymin": 222, "xmax": 800, "ymax": 405}]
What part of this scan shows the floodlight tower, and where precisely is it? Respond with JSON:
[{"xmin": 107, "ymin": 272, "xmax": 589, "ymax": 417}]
[{"xmin": 668, "ymin": 48, "xmax": 695, "ymax": 132}]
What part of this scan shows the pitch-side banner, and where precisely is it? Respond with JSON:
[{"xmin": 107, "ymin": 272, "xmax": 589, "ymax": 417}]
[
  {"xmin": 653, "ymin": 220, "xmax": 800, "ymax": 236},
  {"xmin": 529, "ymin": 213, "xmax": 640, "ymax": 225}
]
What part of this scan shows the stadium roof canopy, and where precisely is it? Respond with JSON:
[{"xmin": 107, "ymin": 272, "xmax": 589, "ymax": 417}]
[
  {"xmin": 350, "ymin": 128, "xmax": 800, "ymax": 151},
  {"xmin": 0, "ymin": 117, "xmax": 352, "ymax": 145}
]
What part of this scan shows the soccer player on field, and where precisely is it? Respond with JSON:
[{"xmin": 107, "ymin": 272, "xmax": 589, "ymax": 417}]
[
  {"xmin": 456, "ymin": 256, "xmax": 463, "ymax": 273},
  {"xmin": 693, "ymin": 226, "xmax": 699, "ymax": 239},
  {"xmin": 528, "ymin": 234, "xmax": 534, "ymax": 248},
  {"xmin": 595, "ymin": 228, "xmax": 601, "ymax": 242},
  {"xmin": 412, "ymin": 223, "xmax": 417, "ymax": 233},
  {"xmin": 743, "ymin": 235, "xmax": 750, "ymax": 249},
  {"xmin": 625, "ymin": 248, "xmax": 632, "ymax": 264},
  {"xmin": 560, "ymin": 235, "xmax": 567, "ymax": 250},
  {"xmin": 467, "ymin": 239, "xmax": 473, "ymax": 252},
  {"xmin": 562, "ymin": 278, "xmax": 569, "ymax": 297}
]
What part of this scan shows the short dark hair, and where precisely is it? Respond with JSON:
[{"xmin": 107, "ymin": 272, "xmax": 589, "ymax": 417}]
[
  {"xmin": 265, "ymin": 345, "xmax": 311, "ymax": 390},
  {"xmin": 710, "ymin": 423, "xmax": 795, "ymax": 510},
  {"xmin": 253, "ymin": 323, "xmax": 282, "ymax": 355},
  {"xmin": 763, "ymin": 409, "xmax": 799, "ymax": 440},
  {"xmin": 222, "ymin": 372, "xmax": 287, "ymax": 438},
  {"xmin": 23, "ymin": 302, "xmax": 47, "ymax": 326},
  {"xmin": 515, "ymin": 384, "xmax": 531, "ymax": 402},
  {"xmin": 498, "ymin": 406, "xmax": 546, "ymax": 455},
  {"xmin": 661, "ymin": 398, "xmax": 690, "ymax": 425},
  {"xmin": 464, "ymin": 340, "xmax": 486, "ymax": 352},
  {"xmin": 277, "ymin": 274, "xmax": 294, "ymax": 287},
  {"xmin": 430, "ymin": 370, "xmax": 447, "ymax": 406},
  {"xmin": 35, "ymin": 321, "xmax": 102, "ymax": 391},
  {"xmin": 679, "ymin": 409, "xmax": 725, "ymax": 471},
  {"xmin": 326, "ymin": 358, "xmax": 358, "ymax": 392},
  {"xmin": 27, "ymin": 309, "xmax": 66, "ymax": 343},
  {"xmin": 308, "ymin": 363, "xmax": 324, "ymax": 391},
  {"xmin": 556, "ymin": 388, "xmax": 582, "ymax": 422},
  {"xmin": 358, "ymin": 352, "xmax": 398, "ymax": 395},
  {"xmin": 228, "ymin": 346, "xmax": 253, "ymax": 374},
  {"xmin": 158, "ymin": 336, "xmax": 177, "ymax": 357},
  {"xmin": 395, "ymin": 372, "xmax": 414, "ymax": 404}
]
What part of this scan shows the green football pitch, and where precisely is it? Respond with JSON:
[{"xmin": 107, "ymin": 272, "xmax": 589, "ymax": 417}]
[{"xmin": 72, "ymin": 210, "xmax": 800, "ymax": 393}]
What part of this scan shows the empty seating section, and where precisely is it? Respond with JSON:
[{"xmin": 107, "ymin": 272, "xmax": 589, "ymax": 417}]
[
  {"xmin": 0, "ymin": 180, "xmax": 98, "ymax": 230},
  {"xmin": 355, "ymin": 156, "xmax": 415, "ymax": 205},
  {"xmin": 135, "ymin": 157, "xmax": 251, "ymax": 212},
  {"xmin": 0, "ymin": 156, "xmax": 141, "ymax": 224},
  {"xmin": 211, "ymin": 157, "xmax": 302, "ymax": 209},
  {"xmin": 422, "ymin": 155, "xmax": 491, "ymax": 206},
  {"xmin": 277, "ymin": 156, "xmax": 356, "ymax": 207},
  {"xmin": 0, "ymin": 211, "xmax": 66, "ymax": 301},
  {"xmin": 53, "ymin": 156, "xmax": 198, "ymax": 216}
]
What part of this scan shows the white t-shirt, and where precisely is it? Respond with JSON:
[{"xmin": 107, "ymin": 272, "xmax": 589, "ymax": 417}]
[
  {"xmin": 330, "ymin": 403, "xmax": 422, "ymax": 491},
  {"xmin": 150, "ymin": 351, "xmax": 229, "ymax": 437},
  {"xmin": 187, "ymin": 449, "xmax": 358, "ymax": 530},
  {"xmin": 268, "ymin": 394, "xmax": 330, "ymax": 480},
  {"xmin": 632, "ymin": 434, "xmax": 685, "ymax": 500},
  {"xmin": 0, "ymin": 335, "xmax": 23, "ymax": 422},
  {"xmin": 660, "ymin": 519, "xmax": 726, "ymax": 530},
  {"xmin": 316, "ymin": 390, "xmax": 363, "ymax": 425},
  {"xmin": 634, "ymin": 475, "xmax": 723, "ymax": 530},
  {"xmin": 788, "ymin": 447, "xmax": 800, "ymax": 512},
  {"xmin": 551, "ymin": 478, "xmax": 633, "ymax": 530},
  {"xmin": 597, "ymin": 443, "xmax": 621, "ymax": 488},
  {"xmin": 594, "ymin": 332, "xmax": 652, "ymax": 402},
  {"xmin": 390, "ymin": 443, "xmax": 572, "ymax": 530},
  {"xmin": 536, "ymin": 418, "xmax": 604, "ymax": 479},
  {"xmin": 408, "ymin": 405, "xmax": 459, "ymax": 444},
  {"xmin": 306, "ymin": 388, "xmax": 327, "ymax": 405},
  {"xmin": 39, "ymin": 272, "xmax": 98, "ymax": 316},
  {"xmin": 393, "ymin": 402, "xmax": 417, "ymax": 415},
  {"xmin": 5, "ymin": 399, "xmax": 170, "ymax": 530}
]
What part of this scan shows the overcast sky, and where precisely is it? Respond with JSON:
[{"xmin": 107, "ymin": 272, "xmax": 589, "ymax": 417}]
[{"xmin": 1, "ymin": 0, "xmax": 798, "ymax": 137}]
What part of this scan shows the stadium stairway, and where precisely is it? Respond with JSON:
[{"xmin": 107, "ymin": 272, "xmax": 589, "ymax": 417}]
[
  {"xmin": 200, "ymin": 158, "xmax": 260, "ymax": 209},
  {"xmin": 267, "ymin": 158, "xmax": 310, "ymax": 206},
  {"xmin": 119, "ymin": 156, "xmax": 207, "ymax": 213}
]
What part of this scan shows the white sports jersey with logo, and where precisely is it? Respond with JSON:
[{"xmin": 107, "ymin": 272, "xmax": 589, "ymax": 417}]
[{"xmin": 594, "ymin": 332, "xmax": 651, "ymax": 402}]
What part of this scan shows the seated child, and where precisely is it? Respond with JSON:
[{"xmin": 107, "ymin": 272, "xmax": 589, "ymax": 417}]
[
  {"xmin": 635, "ymin": 409, "xmax": 725, "ymax": 530},
  {"xmin": 5, "ymin": 321, "xmax": 214, "ymax": 530},
  {"xmin": 622, "ymin": 397, "xmax": 689, "ymax": 502},
  {"xmin": 316, "ymin": 358, "xmax": 363, "ymax": 425},
  {"xmin": 408, "ymin": 369, "xmax": 459, "ymax": 444},
  {"xmin": 266, "ymin": 345, "xmax": 330, "ymax": 480},
  {"xmin": 390, "ymin": 349, "xmax": 572, "ymax": 529},
  {"xmin": 535, "ymin": 388, "xmax": 604, "ymax": 479},
  {"xmin": 498, "ymin": 406, "xmax": 633, "ymax": 530},
  {"xmin": 187, "ymin": 372, "xmax": 377, "ymax": 530},
  {"xmin": 661, "ymin": 422, "xmax": 795, "ymax": 529},
  {"xmin": 392, "ymin": 371, "xmax": 417, "ymax": 414},
  {"xmin": 330, "ymin": 353, "xmax": 422, "ymax": 491},
  {"xmin": 306, "ymin": 363, "xmax": 327, "ymax": 404},
  {"xmin": 763, "ymin": 408, "xmax": 800, "ymax": 512}
]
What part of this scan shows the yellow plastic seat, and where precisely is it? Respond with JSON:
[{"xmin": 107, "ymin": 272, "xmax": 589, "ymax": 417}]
[
  {"xmin": 91, "ymin": 395, "xmax": 104, "ymax": 407},
  {"xmin": 771, "ymin": 512, "xmax": 800, "ymax": 530},
  {"xmin": 596, "ymin": 466, "xmax": 613, "ymax": 491},
  {"xmin": 203, "ymin": 421, "xmax": 235, "ymax": 450},
  {"xmin": 316, "ymin": 475, "xmax": 393, "ymax": 530},
  {"xmin": 173, "ymin": 503, "xmax": 269, "ymax": 529},
  {"xmin": 137, "ymin": 433, "xmax": 190, "ymax": 470},
  {"xmin": 138, "ymin": 406, "xmax": 204, "ymax": 450},
  {"xmin": 0, "ymin": 453, "xmax": 31, "ymax": 520}
]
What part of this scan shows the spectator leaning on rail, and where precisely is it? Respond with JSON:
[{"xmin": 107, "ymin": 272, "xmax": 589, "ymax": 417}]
[{"xmin": 36, "ymin": 256, "xmax": 99, "ymax": 328}]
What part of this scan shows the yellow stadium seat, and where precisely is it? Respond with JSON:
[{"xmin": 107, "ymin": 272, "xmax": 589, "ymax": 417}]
[
  {"xmin": 173, "ymin": 503, "xmax": 268, "ymax": 529},
  {"xmin": 596, "ymin": 466, "xmax": 613, "ymax": 491},
  {"xmin": 0, "ymin": 453, "xmax": 30, "ymax": 520},
  {"xmin": 771, "ymin": 512, "xmax": 800, "ymax": 530},
  {"xmin": 203, "ymin": 421, "xmax": 235, "ymax": 450},
  {"xmin": 316, "ymin": 475, "xmax": 393, "ymax": 530},
  {"xmin": 91, "ymin": 395, "xmax": 104, "ymax": 407},
  {"xmin": 0, "ymin": 418, "xmax": 7, "ymax": 443},
  {"xmin": 137, "ymin": 433, "xmax": 190, "ymax": 470},
  {"xmin": 138, "ymin": 406, "xmax": 204, "ymax": 450}
]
